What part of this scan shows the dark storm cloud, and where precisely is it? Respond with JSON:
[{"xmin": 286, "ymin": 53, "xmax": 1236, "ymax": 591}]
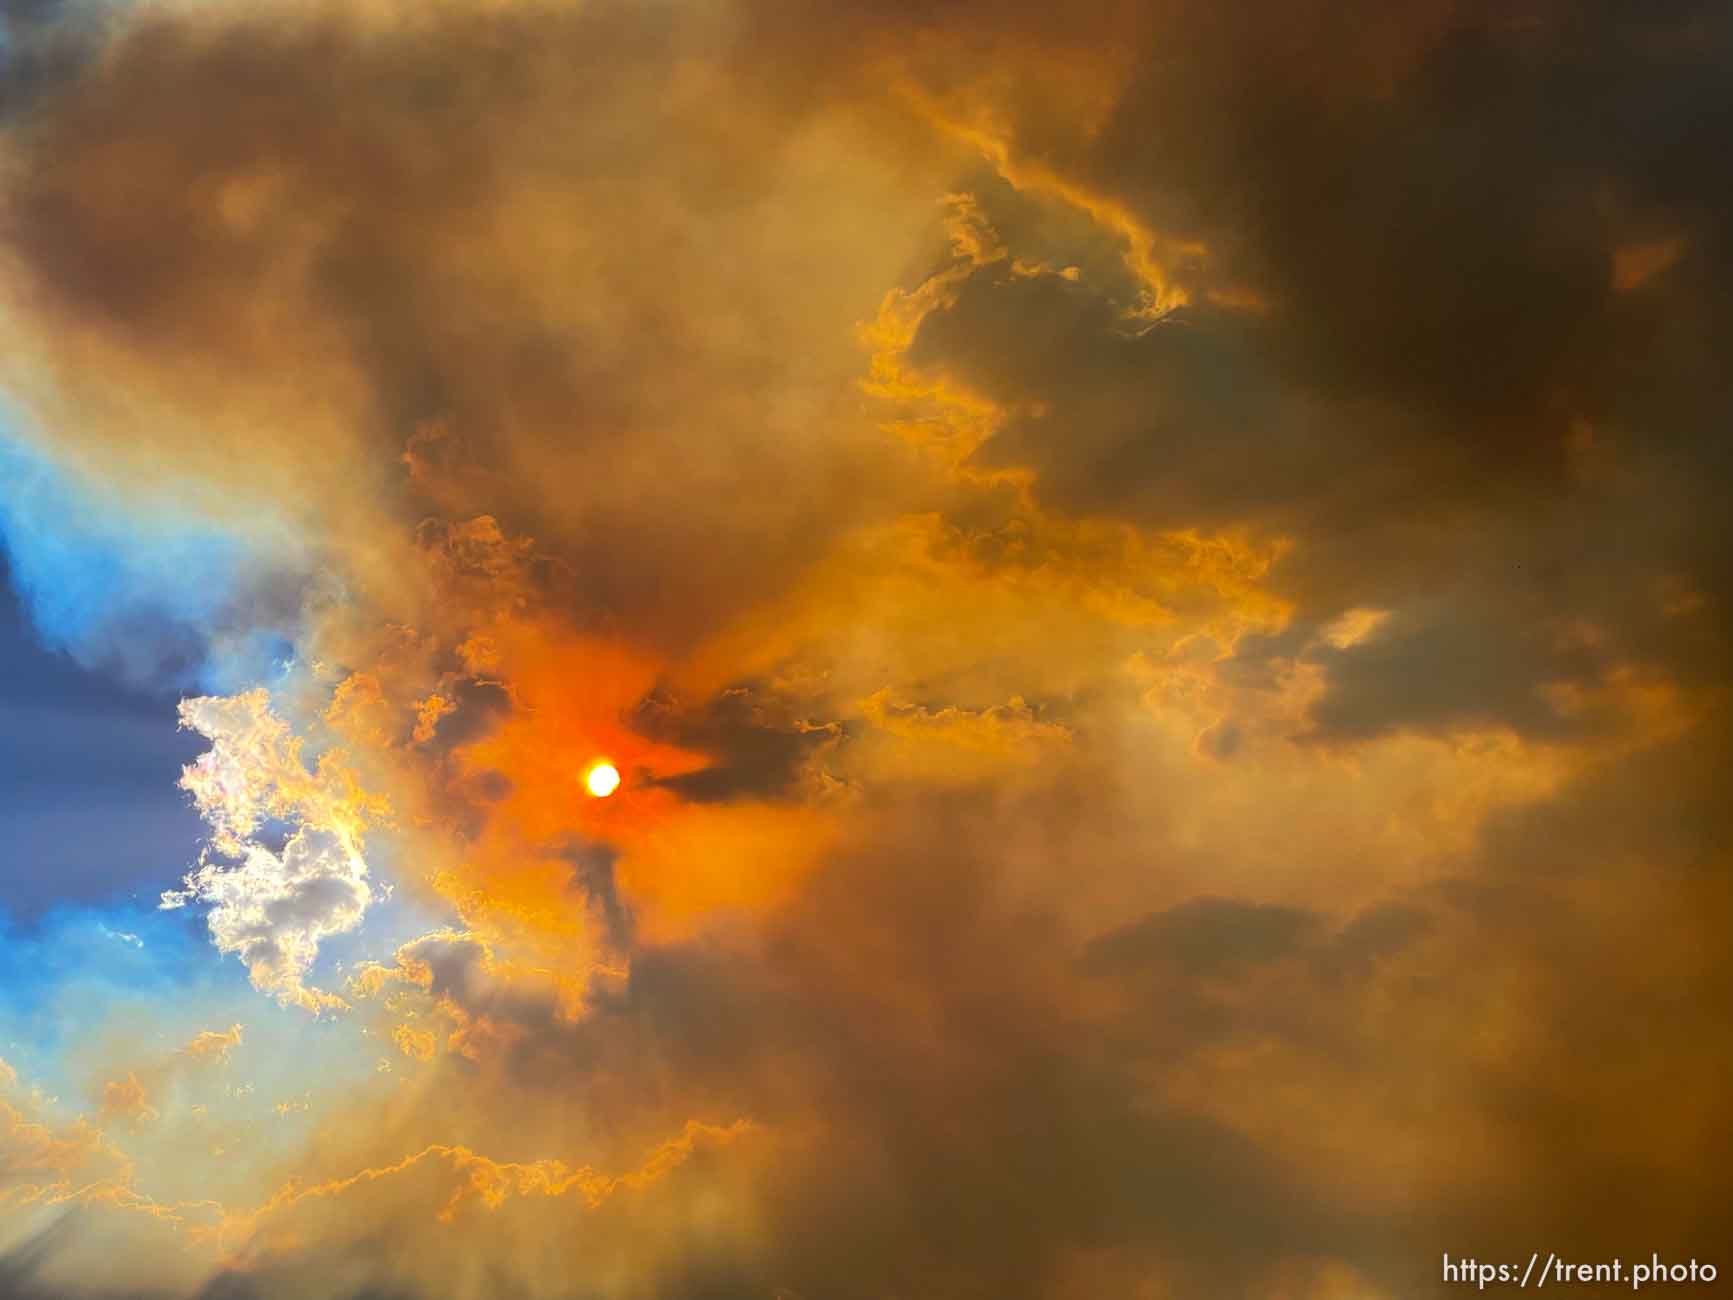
[
  {"xmin": 1079, "ymin": 894, "xmax": 1438, "ymax": 1076},
  {"xmin": 558, "ymin": 840, "xmax": 632, "ymax": 950},
  {"xmin": 911, "ymin": 286, "xmax": 1351, "ymax": 526},
  {"xmin": 1073, "ymin": 2, "xmax": 1732, "ymax": 448},
  {"xmin": 1301, "ymin": 596, "xmax": 1610, "ymax": 741},
  {"xmin": 0, "ymin": 0, "xmax": 98, "ymax": 118},
  {"xmin": 1083, "ymin": 895, "xmax": 1321, "ymax": 976},
  {"xmin": 0, "ymin": 0, "xmax": 921, "ymax": 653},
  {"xmin": 888, "ymin": 0, "xmax": 1733, "ymax": 742},
  {"xmin": 1065, "ymin": 721, "xmax": 1732, "ymax": 1293},
  {"xmin": 1373, "ymin": 727, "xmax": 1733, "ymax": 1290},
  {"xmin": 629, "ymin": 686, "xmax": 841, "ymax": 804}
]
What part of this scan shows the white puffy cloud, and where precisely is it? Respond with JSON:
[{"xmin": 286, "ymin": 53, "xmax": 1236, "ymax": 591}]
[{"xmin": 162, "ymin": 689, "xmax": 379, "ymax": 1012}]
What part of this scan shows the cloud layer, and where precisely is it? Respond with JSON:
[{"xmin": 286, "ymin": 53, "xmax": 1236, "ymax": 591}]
[{"xmin": 0, "ymin": 0, "xmax": 1729, "ymax": 1296}]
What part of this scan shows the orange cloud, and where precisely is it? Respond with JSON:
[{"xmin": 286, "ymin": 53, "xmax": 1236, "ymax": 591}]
[
  {"xmin": 203, "ymin": 1117, "xmax": 754, "ymax": 1256},
  {"xmin": 1613, "ymin": 234, "xmax": 1688, "ymax": 291},
  {"xmin": 614, "ymin": 801, "xmax": 845, "ymax": 944},
  {"xmin": 181, "ymin": 1025, "xmax": 246, "ymax": 1066},
  {"xmin": 99, "ymin": 1074, "xmax": 159, "ymax": 1130}
]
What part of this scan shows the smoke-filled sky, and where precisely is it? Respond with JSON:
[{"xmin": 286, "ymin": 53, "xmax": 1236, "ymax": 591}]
[{"xmin": 0, "ymin": 1, "xmax": 1729, "ymax": 1296}]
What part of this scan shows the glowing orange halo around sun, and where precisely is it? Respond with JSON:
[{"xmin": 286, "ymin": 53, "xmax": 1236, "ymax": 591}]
[{"xmin": 584, "ymin": 761, "xmax": 621, "ymax": 798}]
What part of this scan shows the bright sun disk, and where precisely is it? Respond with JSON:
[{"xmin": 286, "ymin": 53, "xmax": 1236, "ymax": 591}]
[{"xmin": 585, "ymin": 761, "xmax": 621, "ymax": 798}]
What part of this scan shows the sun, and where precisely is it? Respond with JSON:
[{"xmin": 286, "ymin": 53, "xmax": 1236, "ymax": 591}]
[{"xmin": 584, "ymin": 761, "xmax": 621, "ymax": 798}]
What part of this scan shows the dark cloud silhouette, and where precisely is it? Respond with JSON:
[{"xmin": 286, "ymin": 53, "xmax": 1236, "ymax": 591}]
[{"xmin": 631, "ymin": 685, "xmax": 841, "ymax": 804}]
